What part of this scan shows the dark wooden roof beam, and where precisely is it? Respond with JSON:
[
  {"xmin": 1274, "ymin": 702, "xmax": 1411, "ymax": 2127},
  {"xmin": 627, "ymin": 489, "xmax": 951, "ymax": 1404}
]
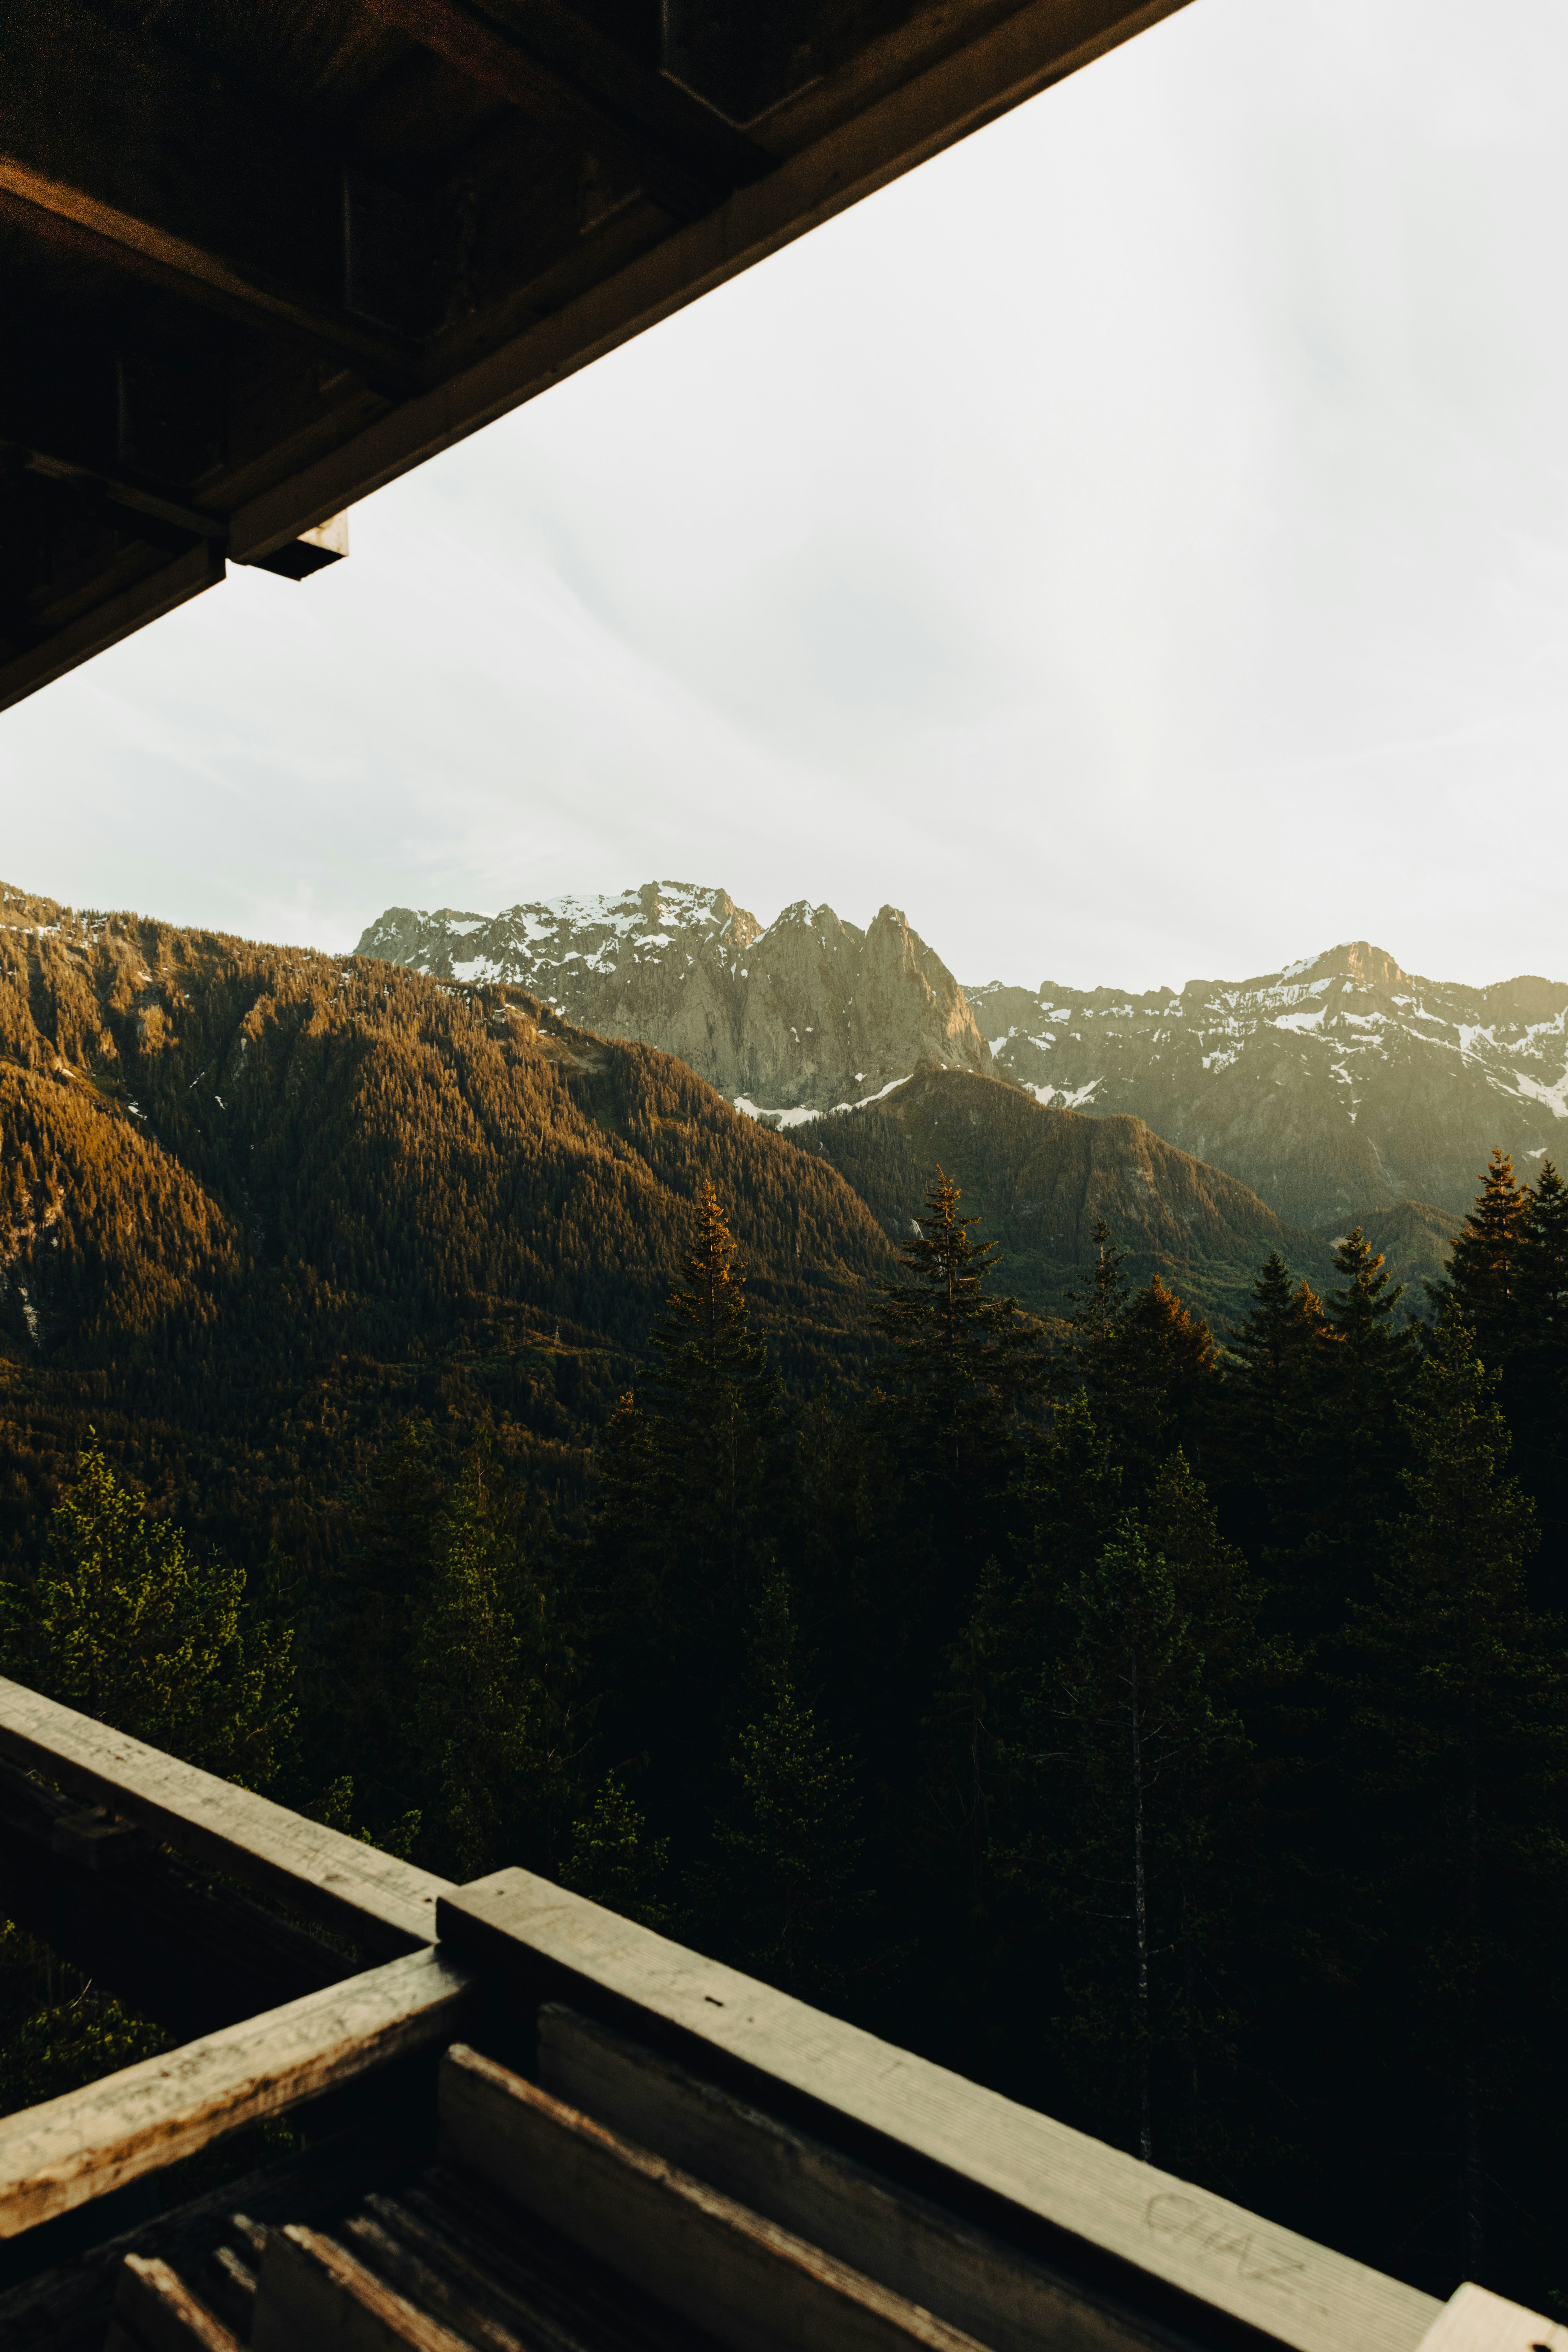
[
  {"xmin": 357, "ymin": 0, "xmax": 772, "ymax": 217},
  {"xmin": 7, "ymin": 442, "xmax": 227, "ymax": 541},
  {"xmin": 0, "ymin": 2, "xmax": 426, "ymax": 383}
]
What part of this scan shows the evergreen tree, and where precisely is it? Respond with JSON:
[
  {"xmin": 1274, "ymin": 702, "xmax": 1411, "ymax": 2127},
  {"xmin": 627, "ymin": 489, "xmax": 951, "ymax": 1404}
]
[
  {"xmin": 590, "ymin": 1183, "xmax": 786, "ymax": 1878},
  {"xmin": 1032, "ymin": 1453, "xmax": 1271, "ymax": 2169},
  {"xmin": 561, "ymin": 1773, "xmax": 670, "ymax": 1928},
  {"xmin": 1438, "ymin": 1150, "xmax": 1526, "ymax": 1366},
  {"xmin": 1279, "ymin": 1228, "xmax": 1419, "ymax": 1646},
  {"xmin": 1342, "ymin": 1304, "xmax": 1568, "ymax": 2281},
  {"xmin": 412, "ymin": 1436, "xmax": 579, "ymax": 1881},
  {"xmin": 1110, "ymin": 1275, "xmax": 1223, "ymax": 1490},
  {"xmin": 1231, "ymin": 1251, "xmax": 1326, "ymax": 1414},
  {"xmin": 712, "ymin": 1566, "xmax": 864, "ymax": 2000},
  {"xmin": 918, "ymin": 1390, "xmax": 1125, "ymax": 2090},
  {"xmin": 1511, "ymin": 1160, "xmax": 1568, "ymax": 1608},
  {"xmin": 1057, "ymin": 1218, "xmax": 1133, "ymax": 1453},
  {"xmin": 876, "ymin": 1166, "xmax": 1042, "ymax": 1483},
  {"xmin": 313, "ymin": 1417, "xmax": 444, "ymax": 1832},
  {"xmin": 1515, "ymin": 1158, "xmax": 1568, "ymax": 1354},
  {"xmin": 0, "ymin": 1437, "xmax": 294, "ymax": 1786},
  {"xmin": 1224, "ymin": 1252, "xmax": 1327, "ymax": 1556}
]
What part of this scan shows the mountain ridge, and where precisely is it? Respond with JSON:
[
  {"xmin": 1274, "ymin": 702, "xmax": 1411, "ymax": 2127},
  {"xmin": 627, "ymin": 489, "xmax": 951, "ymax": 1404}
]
[
  {"xmin": 356, "ymin": 892, "xmax": 1565, "ymax": 1232},
  {"xmin": 355, "ymin": 884, "xmax": 995, "ymax": 1117},
  {"xmin": 974, "ymin": 937, "xmax": 1568, "ymax": 1227}
]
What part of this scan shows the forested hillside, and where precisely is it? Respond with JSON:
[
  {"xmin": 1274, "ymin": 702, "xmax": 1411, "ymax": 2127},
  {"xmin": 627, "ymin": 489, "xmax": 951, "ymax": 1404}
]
[
  {"xmin": 792, "ymin": 1062, "xmax": 1338, "ymax": 1324},
  {"xmin": 0, "ymin": 883, "xmax": 894, "ymax": 1585}
]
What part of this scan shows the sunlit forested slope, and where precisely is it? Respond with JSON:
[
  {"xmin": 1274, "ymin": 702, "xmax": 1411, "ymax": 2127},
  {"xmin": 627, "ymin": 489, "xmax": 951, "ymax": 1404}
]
[
  {"xmin": 0, "ymin": 883, "xmax": 895, "ymax": 1580},
  {"xmin": 791, "ymin": 1062, "xmax": 1339, "ymax": 1325}
]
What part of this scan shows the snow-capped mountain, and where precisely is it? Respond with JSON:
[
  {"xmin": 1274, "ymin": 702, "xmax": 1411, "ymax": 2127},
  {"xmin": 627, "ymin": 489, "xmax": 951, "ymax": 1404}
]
[
  {"xmin": 972, "ymin": 942, "xmax": 1568, "ymax": 1228},
  {"xmin": 355, "ymin": 883, "xmax": 993, "ymax": 1116},
  {"xmin": 356, "ymin": 898, "xmax": 1567, "ymax": 1234}
]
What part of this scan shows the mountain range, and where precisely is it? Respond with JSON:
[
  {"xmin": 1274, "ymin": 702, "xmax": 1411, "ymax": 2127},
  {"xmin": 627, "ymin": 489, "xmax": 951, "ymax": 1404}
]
[
  {"xmin": 361, "ymin": 890, "xmax": 1567, "ymax": 1237},
  {"xmin": 3, "ymin": 873, "xmax": 1380, "ymax": 1588},
  {"xmin": 975, "ymin": 940, "xmax": 1568, "ymax": 1229},
  {"xmin": 355, "ymin": 887, "xmax": 992, "ymax": 1119}
]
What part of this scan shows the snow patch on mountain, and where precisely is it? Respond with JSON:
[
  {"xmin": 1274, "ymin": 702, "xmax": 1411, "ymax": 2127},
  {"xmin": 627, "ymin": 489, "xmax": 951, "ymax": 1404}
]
[{"xmin": 970, "ymin": 941, "xmax": 1568, "ymax": 1227}]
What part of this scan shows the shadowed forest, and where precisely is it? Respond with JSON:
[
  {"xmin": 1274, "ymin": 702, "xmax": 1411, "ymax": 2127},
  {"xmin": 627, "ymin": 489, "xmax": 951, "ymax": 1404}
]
[{"xmin": 2, "ymin": 896, "xmax": 1567, "ymax": 2314}]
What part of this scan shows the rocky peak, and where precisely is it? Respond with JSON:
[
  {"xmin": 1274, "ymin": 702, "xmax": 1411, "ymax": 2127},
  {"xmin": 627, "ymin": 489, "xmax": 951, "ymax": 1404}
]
[{"xmin": 354, "ymin": 884, "xmax": 994, "ymax": 1116}]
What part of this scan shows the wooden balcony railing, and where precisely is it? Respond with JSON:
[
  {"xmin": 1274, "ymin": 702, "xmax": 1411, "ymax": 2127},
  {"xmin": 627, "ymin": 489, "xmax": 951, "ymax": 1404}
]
[{"xmin": 0, "ymin": 1678, "xmax": 1556, "ymax": 2352}]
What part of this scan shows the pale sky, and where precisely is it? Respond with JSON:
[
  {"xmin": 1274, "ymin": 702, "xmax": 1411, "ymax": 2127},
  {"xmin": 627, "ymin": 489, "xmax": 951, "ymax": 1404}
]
[{"xmin": 4, "ymin": 0, "xmax": 1566, "ymax": 996}]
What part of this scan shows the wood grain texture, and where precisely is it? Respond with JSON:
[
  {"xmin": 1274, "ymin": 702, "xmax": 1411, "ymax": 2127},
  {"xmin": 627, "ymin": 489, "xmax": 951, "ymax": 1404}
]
[
  {"xmin": 114, "ymin": 2253, "xmax": 243, "ymax": 2352},
  {"xmin": 537, "ymin": 2003, "xmax": 1154, "ymax": 2352},
  {"xmin": 1415, "ymin": 2284, "xmax": 1568, "ymax": 2352},
  {"xmin": 440, "ymin": 2041, "xmax": 1000, "ymax": 2352},
  {"xmin": 0, "ymin": 1678, "xmax": 450, "ymax": 1954},
  {"xmin": 443, "ymin": 1872, "xmax": 1441, "ymax": 2352},
  {"xmin": 0, "ymin": 2122, "xmax": 406, "ymax": 2352},
  {"xmin": 340, "ymin": 2211, "xmax": 530, "ymax": 2352},
  {"xmin": 253, "ymin": 2223, "xmax": 476, "ymax": 2352},
  {"xmin": 0, "ymin": 1949, "xmax": 472, "ymax": 2238}
]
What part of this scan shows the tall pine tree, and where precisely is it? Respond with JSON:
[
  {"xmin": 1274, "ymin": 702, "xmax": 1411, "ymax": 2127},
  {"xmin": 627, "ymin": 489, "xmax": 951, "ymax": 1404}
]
[
  {"xmin": 1342, "ymin": 1304, "xmax": 1568, "ymax": 2288},
  {"xmin": 591, "ymin": 1181, "xmax": 786, "ymax": 1879},
  {"xmin": 1438, "ymin": 1150, "xmax": 1526, "ymax": 1367},
  {"xmin": 1032, "ymin": 1452, "xmax": 1272, "ymax": 2171}
]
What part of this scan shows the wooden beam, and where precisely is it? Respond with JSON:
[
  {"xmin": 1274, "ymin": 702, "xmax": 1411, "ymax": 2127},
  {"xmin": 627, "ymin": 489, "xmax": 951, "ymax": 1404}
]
[
  {"xmin": 439, "ymin": 2043, "xmax": 995, "ymax": 2352},
  {"xmin": 1413, "ymin": 2285, "xmax": 1568, "ymax": 2352},
  {"xmin": 0, "ymin": 1757, "xmax": 355, "ymax": 2042},
  {"xmin": 0, "ymin": 1679, "xmax": 451, "ymax": 1954},
  {"xmin": 8, "ymin": 444, "xmax": 227, "ymax": 542},
  {"xmin": 358, "ymin": 0, "xmax": 769, "ymax": 218},
  {"xmin": 109, "ymin": 2255, "xmax": 243, "ymax": 2352},
  {"xmin": 0, "ymin": 540, "xmax": 225, "ymax": 714},
  {"xmin": 0, "ymin": 0, "xmax": 419, "ymax": 379},
  {"xmin": 536, "ymin": 2003, "xmax": 1153, "ymax": 2352},
  {"xmin": 0, "ymin": 1948, "xmax": 473, "ymax": 2239},
  {"xmin": 439, "ymin": 1870, "xmax": 1442, "ymax": 2352},
  {"xmin": 254, "ymin": 2226, "xmax": 475, "ymax": 2352},
  {"xmin": 227, "ymin": 0, "xmax": 1200, "ymax": 561},
  {"xmin": 0, "ymin": 2124, "xmax": 419, "ymax": 2352}
]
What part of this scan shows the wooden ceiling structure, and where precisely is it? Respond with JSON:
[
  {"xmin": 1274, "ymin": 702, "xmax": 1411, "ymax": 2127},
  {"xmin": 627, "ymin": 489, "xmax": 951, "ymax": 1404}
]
[{"xmin": 1, "ymin": 0, "xmax": 1193, "ymax": 713}]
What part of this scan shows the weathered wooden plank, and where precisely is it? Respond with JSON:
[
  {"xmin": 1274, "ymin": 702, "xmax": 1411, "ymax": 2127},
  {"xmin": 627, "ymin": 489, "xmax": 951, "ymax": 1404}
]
[
  {"xmin": 1415, "ymin": 2283, "xmax": 1568, "ymax": 2352},
  {"xmin": 253, "ymin": 2223, "xmax": 474, "ymax": 2352},
  {"xmin": 440, "ymin": 2041, "xmax": 997, "ymax": 2352},
  {"xmin": 0, "ymin": 1755, "xmax": 356, "ymax": 2041},
  {"xmin": 0, "ymin": 2124, "xmax": 404, "ymax": 2352},
  {"xmin": 358, "ymin": 2187, "xmax": 609, "ymax": 2352},
  {"xmin": 442, "ymin": 1871, "xmax": 1442, "ymax": 2352},
  {"xmin": 201, "ymin": 2244, "xmax": 260, "ymax": 2343},
  {"xmin": 537, "ymin": 2003, "xmax": 1150, "ymax": 2352},
  {"xmin": 0, "ymin": 1678, "xmax": 450, "ymax": 1955},
  {"xmin": 112, "ymin": 2253, "xmax": 243, "ymax": 2352},
  {"xmin": 341, "ymin": 2210, "xmax": 531, "ymax": 2352},
  {"xmin": 0, "ymin": 1949, "xmax": 472, "ymax": 2239}
]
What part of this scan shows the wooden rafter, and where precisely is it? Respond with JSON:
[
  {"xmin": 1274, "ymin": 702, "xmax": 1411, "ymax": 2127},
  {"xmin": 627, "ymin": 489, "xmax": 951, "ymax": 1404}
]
[{"xmin": 357, "ymin": 0, "xmax": 771, "ymax": 215}]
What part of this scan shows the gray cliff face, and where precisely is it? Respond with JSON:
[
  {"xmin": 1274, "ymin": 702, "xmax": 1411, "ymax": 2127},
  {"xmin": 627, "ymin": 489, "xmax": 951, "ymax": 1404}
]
[
  {"xmin": 355, "ymin": 881, "xmax": 994, "ymax": 1114},
  {"xmin": 969, "ymin": 941, "xmax": 1568, "ymax": 1230}
]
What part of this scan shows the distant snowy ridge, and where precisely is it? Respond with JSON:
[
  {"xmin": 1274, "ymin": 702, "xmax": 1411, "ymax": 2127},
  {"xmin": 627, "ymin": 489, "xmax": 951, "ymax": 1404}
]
[
  {"xmin": 972, "ymin": 940, "xmax": 1568, "ymax": 1226},
  {"xmin": 355, "ymin": 894, "xmax": 1568, "ymax": 1229}
]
